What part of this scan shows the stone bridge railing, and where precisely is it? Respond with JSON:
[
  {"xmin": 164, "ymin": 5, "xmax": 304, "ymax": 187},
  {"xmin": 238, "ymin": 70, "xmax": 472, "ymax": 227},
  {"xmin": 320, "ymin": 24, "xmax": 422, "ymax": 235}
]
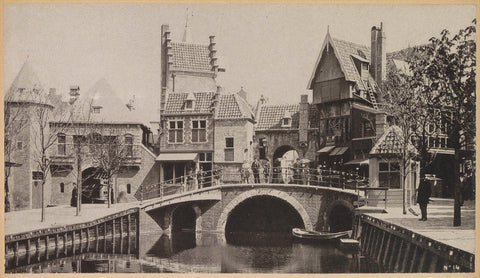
[{"xmin": 135, "ymin": 167, "xmax": 369, "ymax": 202}]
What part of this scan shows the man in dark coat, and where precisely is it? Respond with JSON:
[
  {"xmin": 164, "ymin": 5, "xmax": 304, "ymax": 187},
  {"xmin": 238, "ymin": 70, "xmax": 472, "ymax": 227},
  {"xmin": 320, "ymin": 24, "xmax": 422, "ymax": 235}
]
[
  {"xmin": 71, "ymin": 183, "xmax": 77, "ymax": 207},
  {"xmin": 416, "ymin": 179, "xmax": 431, "ymax": 221},
  {"xmin": 251, "ymin": 158, "xmax": 261, "ymax": 184}
]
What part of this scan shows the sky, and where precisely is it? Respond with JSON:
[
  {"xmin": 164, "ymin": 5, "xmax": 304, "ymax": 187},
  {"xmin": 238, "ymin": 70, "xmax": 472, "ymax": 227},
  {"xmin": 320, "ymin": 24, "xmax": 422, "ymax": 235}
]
[{"xmin": 4, "ymin": 4, "xmax": 476, "ymax": 124}]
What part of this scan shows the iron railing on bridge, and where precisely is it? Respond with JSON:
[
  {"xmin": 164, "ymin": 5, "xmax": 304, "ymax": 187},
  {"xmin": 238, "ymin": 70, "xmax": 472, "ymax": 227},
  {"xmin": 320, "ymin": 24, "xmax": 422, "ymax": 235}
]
[{"xmin": 136, "ymin": 167, "xmax": 369, "ymax": 202}]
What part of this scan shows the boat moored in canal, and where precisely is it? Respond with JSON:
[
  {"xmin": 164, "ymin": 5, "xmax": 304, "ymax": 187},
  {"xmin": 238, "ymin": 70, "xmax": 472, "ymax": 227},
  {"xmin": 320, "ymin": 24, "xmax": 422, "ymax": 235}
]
[{"xmin": 292, "ymin": 228, "xmax": 351, "ymax": 241}]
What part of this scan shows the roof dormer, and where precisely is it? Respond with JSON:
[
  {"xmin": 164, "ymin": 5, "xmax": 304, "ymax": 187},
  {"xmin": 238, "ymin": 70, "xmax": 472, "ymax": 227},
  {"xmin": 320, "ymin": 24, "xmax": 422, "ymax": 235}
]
[
  {"xmin": 92, "ymin": 105, "xmax": 103, "ymax": 114},
  {"xmin": 281, "ymin": 110, "xmax": 292, "ymax": 127},
  {"xmin": 184, "ymin": 92, "xmax": 196, "ymax": 111}
]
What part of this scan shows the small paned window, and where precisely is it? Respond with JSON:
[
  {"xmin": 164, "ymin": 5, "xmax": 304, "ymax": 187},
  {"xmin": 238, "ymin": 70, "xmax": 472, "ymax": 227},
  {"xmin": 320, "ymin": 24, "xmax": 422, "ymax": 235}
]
[
  {"xmin": 225, "ymin": 137, "xmax": 234, "ymax": 161},
  {"xmin": 168, "ymin": 121, "xmax": 183, "ymax": 143},
  {"xmin": 60, "ymin": 183, "xmax": 65, "ymax": 193},
  {"xmin": 192, "ymin": 120, "xmax": 207, "ymax": 143}
]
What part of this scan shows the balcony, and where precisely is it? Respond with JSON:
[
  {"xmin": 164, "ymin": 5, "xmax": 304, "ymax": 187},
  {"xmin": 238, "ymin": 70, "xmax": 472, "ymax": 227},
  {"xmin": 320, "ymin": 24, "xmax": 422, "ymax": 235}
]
[{"xmin": 50, "ymin": 144, "xmax": 143, "ymax": 166}]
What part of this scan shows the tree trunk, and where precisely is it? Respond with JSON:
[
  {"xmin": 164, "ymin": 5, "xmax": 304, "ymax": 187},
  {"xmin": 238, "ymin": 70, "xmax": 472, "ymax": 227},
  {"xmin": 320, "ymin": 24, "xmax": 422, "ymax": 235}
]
[
  {"xmin": 76, "ymin": 151, "xmax": 82, "ymax": 216},
  {"xmin": 453, "ymin": 150, "xmax": 461, "ymax": 226},
  {"xmin": 41, "ymin": 179, "xmax": 45, "ymax": 222},
  {"xmin": 107, "ymin": 182, "xmax": 111, "ymax": 208}
]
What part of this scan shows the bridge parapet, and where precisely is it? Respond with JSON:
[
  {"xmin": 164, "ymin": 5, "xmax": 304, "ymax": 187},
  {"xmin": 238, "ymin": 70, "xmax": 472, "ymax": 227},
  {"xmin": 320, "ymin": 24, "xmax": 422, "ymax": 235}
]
[{"xmin": 135, "ymin": 167, "xmax": 369, "ymax": 202}]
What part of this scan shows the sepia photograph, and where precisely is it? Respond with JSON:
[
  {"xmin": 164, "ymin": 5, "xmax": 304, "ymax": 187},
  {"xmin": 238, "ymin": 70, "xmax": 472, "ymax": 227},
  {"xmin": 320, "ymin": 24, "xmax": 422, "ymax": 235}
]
[{"xmin": 3, "ymin": 2, "xmax": 476, "ymax": 274}]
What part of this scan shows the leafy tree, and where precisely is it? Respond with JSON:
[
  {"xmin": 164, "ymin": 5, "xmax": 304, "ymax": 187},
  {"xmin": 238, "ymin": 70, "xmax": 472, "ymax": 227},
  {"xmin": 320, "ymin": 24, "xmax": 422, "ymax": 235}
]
[{"xmin": 411, "ymin": 19, "xmax": 476, "ymax": 226}]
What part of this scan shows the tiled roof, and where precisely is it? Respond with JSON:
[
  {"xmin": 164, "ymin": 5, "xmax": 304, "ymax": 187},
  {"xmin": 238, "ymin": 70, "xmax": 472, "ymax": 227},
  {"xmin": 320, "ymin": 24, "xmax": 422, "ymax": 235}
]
[
  {"xmin": 255, "ymin": 104, "xmax": 300, "ymax": 130},
  {"xmin": 6, "ymin": 60, "xmax": 50, "ymax": 105},
  {"xmin": 170, "ymin": 42, "xmax": 212, "ymax": 72},
  {"xmin": 331, "ymin": 37, "xmax": 371, "ymax": 91},
  {"xmin": 370, "ymin": 125, "xmax": 416, "ymax": 155},
  {"xmin": 256, "ymin": 103, "xmax": 320, "ymax": 130},
  {"xmin": 164, "ymin": 92, "xmax": 215, "ymax": 114},
  {"xmin": 217, "ymin": 94, "xmax": 254, "ymax": 120}
]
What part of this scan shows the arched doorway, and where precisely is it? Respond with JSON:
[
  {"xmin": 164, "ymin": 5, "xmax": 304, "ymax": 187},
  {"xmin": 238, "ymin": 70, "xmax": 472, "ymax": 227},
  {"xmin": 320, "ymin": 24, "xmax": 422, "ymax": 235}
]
[
  {"xmin": 272, "ymin": 146, "xmax": 299, "ymax": 183},
  {"xmin": 328, "ymin": 204, "xmax": 353, "ymax": 232},
  {"xmin": 225, "ymin": 195, "xmax": 305, "ymax": 245}
]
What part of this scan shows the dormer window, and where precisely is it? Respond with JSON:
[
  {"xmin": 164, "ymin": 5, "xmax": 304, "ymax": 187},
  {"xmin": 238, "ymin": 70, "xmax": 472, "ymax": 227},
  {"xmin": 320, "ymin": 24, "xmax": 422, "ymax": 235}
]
[
  {"xmin": 92, "ymin": 106, "xmax": 102, "ymax": 114},
  {"xmin": 281, "ymin": 110, "xmax": 292, "ymax": 127},
  {"xmin": 185, "ymin": 92, "xmax": 196, "ymax": 111}
]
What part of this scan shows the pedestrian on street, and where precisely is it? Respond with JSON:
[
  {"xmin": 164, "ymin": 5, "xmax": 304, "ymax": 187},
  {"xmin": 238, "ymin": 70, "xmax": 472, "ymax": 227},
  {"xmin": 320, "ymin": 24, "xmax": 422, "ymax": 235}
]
[
  {"xmin": 252, "ymin": 157, "xmax": 261, "ymax": 183},
  {"xmin": 71, "ymin": 183, "xmax": 77, "ymax": 207},
  {"xmin": 263, "ymin": 159, "xmax": 271, "ymax": 183},
  {"xmin": 416, "ymin": 179, "xmax": 431, "ymax": 221}
]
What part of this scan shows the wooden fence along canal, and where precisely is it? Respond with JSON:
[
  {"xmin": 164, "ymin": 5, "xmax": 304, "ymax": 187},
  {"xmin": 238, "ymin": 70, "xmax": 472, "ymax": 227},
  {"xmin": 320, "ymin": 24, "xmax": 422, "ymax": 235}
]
[
  {"xmin": 358, "ymin": 214, "xmax": 475, "ymax": 272},
  {"xmin": 5, "ymin": 208, "xmax": 139, "ymax": 271}
]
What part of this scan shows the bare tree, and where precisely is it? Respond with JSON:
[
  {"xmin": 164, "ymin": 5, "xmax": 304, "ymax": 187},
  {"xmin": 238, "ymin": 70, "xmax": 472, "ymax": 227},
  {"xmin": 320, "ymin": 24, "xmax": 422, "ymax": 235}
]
[
  {"xmin": 4, "ymin": 94, "xmax": 29, "ymax": 211},
  {"xmin": 380, "ymin": 62, "xmax": 438, "ymax": 214},
  {"xmin": 89, "ymin": 124, "xmax": 132, "ymax": 208},
  {"xmin": 31, "ymin": 93, "xmax": 71, "ymax": 222}
]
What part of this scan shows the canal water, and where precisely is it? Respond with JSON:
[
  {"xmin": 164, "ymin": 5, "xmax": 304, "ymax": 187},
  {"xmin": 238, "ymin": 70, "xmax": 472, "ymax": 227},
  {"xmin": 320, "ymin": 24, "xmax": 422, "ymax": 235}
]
[{"xmin": 8, "ymin": 231, "xmax": 382, "ymax": 273}]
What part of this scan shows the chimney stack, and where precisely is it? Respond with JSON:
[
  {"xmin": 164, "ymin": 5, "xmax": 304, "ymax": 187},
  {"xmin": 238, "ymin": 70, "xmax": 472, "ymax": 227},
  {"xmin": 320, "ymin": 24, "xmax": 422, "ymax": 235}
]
[
  {"xmin": 370, "ymin": 23, "xmax": 386, "ymax": 85},
  {"xmin": 299, "ymin": 94, "xmax": 309, "ymax": 143}
]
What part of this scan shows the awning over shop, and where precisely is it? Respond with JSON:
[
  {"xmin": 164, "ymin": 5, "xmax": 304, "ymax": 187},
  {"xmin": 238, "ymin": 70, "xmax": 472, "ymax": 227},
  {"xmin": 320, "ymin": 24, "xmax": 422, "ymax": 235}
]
[
  {"xmin": 317, "ymin": 145, "xmax": 336, "ymax": 153},
  {"xmin": 329, "ymin": 147, "xmax": 349, "ymax": 156},
  {"xmin": 156, "ymin": 153, "xmax": 198, "ymax": 162},
  {"xmin": 344, "ymin": 158, "xmax": 369, "ymax": 165}
]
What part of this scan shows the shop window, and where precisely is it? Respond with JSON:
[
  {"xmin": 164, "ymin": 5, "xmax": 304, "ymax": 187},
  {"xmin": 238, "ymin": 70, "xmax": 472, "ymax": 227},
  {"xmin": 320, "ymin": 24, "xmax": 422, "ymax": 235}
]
[
  {"xmin": 225, "ymin": 137, "xmax": 234, "ymax": 161},
  {"xmin": 379, "ymin": 161, "xmax": 401, "ymax": 188}
]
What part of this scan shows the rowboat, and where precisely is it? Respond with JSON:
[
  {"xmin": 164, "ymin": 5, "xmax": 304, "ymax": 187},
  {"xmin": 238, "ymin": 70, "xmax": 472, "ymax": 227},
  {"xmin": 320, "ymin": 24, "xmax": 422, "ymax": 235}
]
[{"xmin": 292, "ymin": 228, "xmax": 351, "ymax": 241}]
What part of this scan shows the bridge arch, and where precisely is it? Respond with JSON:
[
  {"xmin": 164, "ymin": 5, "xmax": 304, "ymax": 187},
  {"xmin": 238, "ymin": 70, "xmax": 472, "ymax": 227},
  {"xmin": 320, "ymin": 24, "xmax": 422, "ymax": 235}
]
[
  {"xmin": 216, "ymin": 189, "xmax": 313, "ymax": 241},
  {"xmin": 325, "ymin": 199, "xmax": 354, "ymax": 232}
]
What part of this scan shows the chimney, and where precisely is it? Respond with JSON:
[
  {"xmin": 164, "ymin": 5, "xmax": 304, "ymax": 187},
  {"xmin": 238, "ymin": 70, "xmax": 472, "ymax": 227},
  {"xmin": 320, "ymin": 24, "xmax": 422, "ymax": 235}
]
[
  {"xmin": 370, "ymin": 23, "xmax": 386, "ymax": 85},
  {"xmin": 299, "ymin": 94, "xmax": 309, "ymax": 143},
  {"xmin": 375, "ymin": 111, "xmax": 387, "ymax": 140},
  {"xmin": 69, "ymin": 85, "xmax": 80, "ymax": 104}
]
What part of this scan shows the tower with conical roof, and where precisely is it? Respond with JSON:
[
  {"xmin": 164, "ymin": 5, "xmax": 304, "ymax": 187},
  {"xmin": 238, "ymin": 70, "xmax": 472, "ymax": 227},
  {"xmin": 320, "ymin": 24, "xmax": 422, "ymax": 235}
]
[{"xmin": 5, "ymin": 60, "xmax": 54, "ymax": 210}]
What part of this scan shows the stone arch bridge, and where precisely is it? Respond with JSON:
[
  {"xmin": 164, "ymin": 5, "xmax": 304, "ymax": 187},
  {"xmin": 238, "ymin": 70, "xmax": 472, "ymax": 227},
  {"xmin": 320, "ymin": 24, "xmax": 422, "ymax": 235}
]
[{"xmin": 137, "ymin": 183, "xmax": 359, "ymax": 242}]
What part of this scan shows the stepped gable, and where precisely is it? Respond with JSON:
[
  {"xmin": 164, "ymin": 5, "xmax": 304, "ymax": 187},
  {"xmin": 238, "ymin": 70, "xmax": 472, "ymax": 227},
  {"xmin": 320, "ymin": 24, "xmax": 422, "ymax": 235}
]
[
  {"xmin": 216, "ymin": 94, "xmax": 255, "ymax": 121},
  {"xmin": 370, "ymin": 125, "xmax": 417, "ymax": 155},
  {"xmin": 6, "ymin": 60, "xmax": 49, "ymax": 105},
  {"xmin": 164, "ymin": 92, "xmax": 215, "ymax": 114},
  {"xmin": 255, "ymin": 104, "xmax": 300, "ymax": 130},
  {"xmin": 171, "ymin": 42, "xmax": 212, "ymax": 72}
]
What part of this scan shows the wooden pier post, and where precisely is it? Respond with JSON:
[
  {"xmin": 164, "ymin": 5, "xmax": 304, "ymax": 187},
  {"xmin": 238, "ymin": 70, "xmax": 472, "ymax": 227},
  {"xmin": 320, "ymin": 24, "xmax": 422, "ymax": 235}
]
[
  {"xmin": 417, "ymin": 249, "xmax": 427, "ymax": 272},
  {"xmin": 112, "ymin": 219, "xmax": 116, "ymax": 254},
  {"xmin": 64, "ymin": 233, "xmax": 68, "ymax": 256},
  {"xmin": 408, "ymin": 245, "xmax": 419, "ymax": 272},
  {"xmin": 26, "ymin": 239, "xmax": 31, "ymax": 264},
  {"xmin": 387, "ymin": 236, "xmax": 398, "ymax": 271},
  {"xmin": 393, "ymin": 239, "xmax": 405, "ymax": 272},
  {"xmin": 45, "ymin": 235, "xmax": 49, "ymax": 260},
  {"xmin": 382, "ymin": 233, "xmax": 392, "ymax": 266},
  {"xmin": 400, "ymin": 242, "xmax": 412, "ymax": 272},
  {"xmin": 375, "ymin": 230, "xmax": 387, "ymax": 262}
]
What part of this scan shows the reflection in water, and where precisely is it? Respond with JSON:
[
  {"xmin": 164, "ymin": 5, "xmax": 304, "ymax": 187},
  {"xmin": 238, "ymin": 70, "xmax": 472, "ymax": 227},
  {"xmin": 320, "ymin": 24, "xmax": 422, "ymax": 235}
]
[{"xmin": 8, "ymin": 231, "xmax": 382, "ymax": 273}]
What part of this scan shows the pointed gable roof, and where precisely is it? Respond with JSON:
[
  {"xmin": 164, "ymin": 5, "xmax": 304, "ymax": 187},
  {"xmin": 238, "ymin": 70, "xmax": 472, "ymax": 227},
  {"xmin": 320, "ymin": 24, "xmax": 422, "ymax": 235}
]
[
  {"xmin": 70, "ymin": 78, "xmax": 143, "ymax": 124},
  {"xmin": 307, "ymin": 32, "xmax": 372, "ymax": 91},
  {"xmin": 6, "ymin": 60, "xmax": 50, "ymax": 105},
  {"xmin": 216, "ymin": 93, "xmax": 255, "ymax": 121},
  {"xmin": 170, "ymin": 42, "xmax": 212, "ymax": 72},
  {"xmin": 370, "ymin": 125, "xmax": 417, "ymax": 156}
]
